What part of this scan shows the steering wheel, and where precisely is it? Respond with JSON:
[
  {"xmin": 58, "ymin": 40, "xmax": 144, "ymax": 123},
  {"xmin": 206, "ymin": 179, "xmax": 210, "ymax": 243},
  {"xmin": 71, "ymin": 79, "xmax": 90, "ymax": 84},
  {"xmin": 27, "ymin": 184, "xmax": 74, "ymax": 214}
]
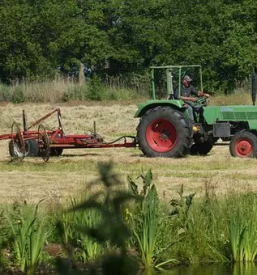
[{"xmin": 196, "ymin": 96, "xmax": 208, "ymax": 106}]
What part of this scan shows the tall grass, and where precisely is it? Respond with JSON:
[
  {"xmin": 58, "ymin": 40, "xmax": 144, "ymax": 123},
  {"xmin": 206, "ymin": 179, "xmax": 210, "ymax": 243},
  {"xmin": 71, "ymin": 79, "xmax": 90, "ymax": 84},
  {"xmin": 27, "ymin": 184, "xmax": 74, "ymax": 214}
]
[
  {"xmin": 63, "ymin": 198, "xmax": 102, "ymax": 262},
  {"xmin": 0, "ymin": 75, "xmax": 147, "ymax": 104},
  {"xmin": 227, "ymin": 193, "xmax": 257, "ymax": 262},
  {"xmin": 128, "ymin": 170, "xmax": 178, "ymax": 269},
  {"xmin": 176, "ymin": 194, "xmax": 230, "ymax": 263},
  {"xmin": 128, "ymin": 169, "xmax": 161, "ymax": 268},
  {"xmin": 5, "ymin": 201, "xmax": 49, "ymax": 275}
]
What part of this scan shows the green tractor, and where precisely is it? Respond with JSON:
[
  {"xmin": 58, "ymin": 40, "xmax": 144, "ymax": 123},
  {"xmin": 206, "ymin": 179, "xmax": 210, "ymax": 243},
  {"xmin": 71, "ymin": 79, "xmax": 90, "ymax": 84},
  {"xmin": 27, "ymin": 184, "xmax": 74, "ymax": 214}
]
[{"xmin": 135, "ymin": 65, "xmax": 257, "ymax": 158}]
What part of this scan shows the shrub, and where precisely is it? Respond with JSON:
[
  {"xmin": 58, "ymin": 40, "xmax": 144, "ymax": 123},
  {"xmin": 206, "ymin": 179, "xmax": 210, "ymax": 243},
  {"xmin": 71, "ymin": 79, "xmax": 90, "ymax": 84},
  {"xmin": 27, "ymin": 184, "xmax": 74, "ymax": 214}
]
[
  {"xmin": 11, "ymin": 86, "xmax": 25, "ymax": 104},
  {"xmin": 5, "ymin": 201, "xmax": 50, "ymax": 275}
]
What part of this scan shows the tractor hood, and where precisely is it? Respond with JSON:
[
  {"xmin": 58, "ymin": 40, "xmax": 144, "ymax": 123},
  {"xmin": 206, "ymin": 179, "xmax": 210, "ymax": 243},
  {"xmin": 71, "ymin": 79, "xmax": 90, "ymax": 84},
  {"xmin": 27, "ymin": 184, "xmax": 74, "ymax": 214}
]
[{"xmin": 204, "ymin": 105, "xmax": 257, "ymax": 129}]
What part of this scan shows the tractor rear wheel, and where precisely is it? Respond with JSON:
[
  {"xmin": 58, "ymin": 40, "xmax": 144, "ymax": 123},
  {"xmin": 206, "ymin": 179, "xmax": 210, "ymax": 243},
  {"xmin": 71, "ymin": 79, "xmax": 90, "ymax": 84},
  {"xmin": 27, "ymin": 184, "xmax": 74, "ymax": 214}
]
[
  {"xmin": 229, "ymin": 131, "xmax": 257, "ymax": 158},
  {"xmin": 137, "ymin": 106, "xmax": 192, "ymax": 157}
]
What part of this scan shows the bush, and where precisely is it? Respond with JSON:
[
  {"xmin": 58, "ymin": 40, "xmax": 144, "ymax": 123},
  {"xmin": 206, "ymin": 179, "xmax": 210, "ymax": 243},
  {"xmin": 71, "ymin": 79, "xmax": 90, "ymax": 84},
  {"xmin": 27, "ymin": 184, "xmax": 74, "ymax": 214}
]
[
  {"xmin": 86, "ymin": 75, "xmax": 107, "ymax": 101},
  {"xmin": 0, "ymin": 83, "xmax": 12, "ymax": 101},
  {"xmin": 62, "ymin": 85, "xmax": 88, "ymax": 102},
  {"xmin": 11, "ymin": 87, "xmax": 25, "ymax": 104}
]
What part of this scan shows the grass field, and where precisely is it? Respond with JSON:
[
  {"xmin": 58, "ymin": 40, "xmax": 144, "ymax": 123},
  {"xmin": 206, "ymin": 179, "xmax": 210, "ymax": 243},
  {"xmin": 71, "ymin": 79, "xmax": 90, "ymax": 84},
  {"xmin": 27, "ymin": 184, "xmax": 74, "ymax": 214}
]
[{"xmin": 0, "ymin": 95, "xmax": 257, "ymax": 206}]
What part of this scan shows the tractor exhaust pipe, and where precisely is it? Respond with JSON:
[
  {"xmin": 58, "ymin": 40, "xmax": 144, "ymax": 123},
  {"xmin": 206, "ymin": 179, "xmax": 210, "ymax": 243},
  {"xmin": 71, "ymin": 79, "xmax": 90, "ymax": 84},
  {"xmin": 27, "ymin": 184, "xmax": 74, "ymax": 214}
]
[{"xmin": 251, "ymin": 67, "xmax": 256, "ymax": 106}]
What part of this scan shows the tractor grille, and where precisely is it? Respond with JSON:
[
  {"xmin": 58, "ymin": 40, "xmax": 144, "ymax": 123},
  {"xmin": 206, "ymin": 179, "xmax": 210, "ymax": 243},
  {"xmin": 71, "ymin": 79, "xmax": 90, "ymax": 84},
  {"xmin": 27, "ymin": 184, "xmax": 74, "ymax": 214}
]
[
  {"xmin": 222, "ymin": 112, "xmax": 236, "ymax": 120},
  {"xmin": 222, "ymin": 112, "xmax": 257, "ymax": 120},
  {"xmin": 247, "ymin": 112, "xmax": 257, "ymax": 119}
]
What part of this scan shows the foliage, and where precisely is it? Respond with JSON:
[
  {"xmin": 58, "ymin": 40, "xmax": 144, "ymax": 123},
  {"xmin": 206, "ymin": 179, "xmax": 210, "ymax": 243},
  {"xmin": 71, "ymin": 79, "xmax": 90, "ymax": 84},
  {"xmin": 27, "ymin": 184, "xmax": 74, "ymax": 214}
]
[
  {"xmin": 0, "ymin": 210, "xmax": 12, "ymax": 272},
  {"xmin": 55, "ymin": 162, "xmax": 140, "ymax": 274},
  {"xmin": 5, "ymin": 201, "xmax": 50, "ymax": 275},
  {"xmin": 0, "ymin": 1, "xmax": 257, "ymax": 92},
  {"xmin": 11, "ymin": 86, "xmax": 25, "ymax": 104},
  {"xmin": 86, "ymin": 75, "xmax": 107, "ymax": 101},
  {"xmin": 176, "ymin": 189, "xmax": 230, "ymax": 263},
  {"xmin": 227, "ymin": 193, "xmax": 257, "ymax": 262},
  {"xmin": 58, "ymin": 198, "xmax": 102, "ymax": 262},
  {"xmin": 128, "ymin": 169, "xmax": 178, "ymax": 269}
]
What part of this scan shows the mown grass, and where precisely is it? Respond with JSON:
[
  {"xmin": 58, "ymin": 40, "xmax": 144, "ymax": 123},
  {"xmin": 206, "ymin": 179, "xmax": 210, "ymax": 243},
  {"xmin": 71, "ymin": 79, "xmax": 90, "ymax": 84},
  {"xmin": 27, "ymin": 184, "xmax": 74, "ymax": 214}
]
[{"xmin": 0, "ymin": 143, "xmax": 257, "ymax": 205}]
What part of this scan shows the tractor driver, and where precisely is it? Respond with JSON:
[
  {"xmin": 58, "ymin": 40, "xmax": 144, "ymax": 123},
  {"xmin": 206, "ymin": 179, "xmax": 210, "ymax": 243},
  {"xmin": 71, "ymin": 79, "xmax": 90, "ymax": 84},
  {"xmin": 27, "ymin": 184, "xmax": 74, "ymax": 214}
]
[{"xmin": 173, "ymin": 75, "xmax": 209, "ymax": 122}]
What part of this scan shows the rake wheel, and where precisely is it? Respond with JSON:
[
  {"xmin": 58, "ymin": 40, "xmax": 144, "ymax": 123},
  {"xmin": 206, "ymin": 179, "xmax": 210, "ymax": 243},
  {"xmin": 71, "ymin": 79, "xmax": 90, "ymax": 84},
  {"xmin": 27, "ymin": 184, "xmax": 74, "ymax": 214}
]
[
  {"xmin": 10, "ymin": 122, "xmax": 25, "ymax": 161},
  {"xmin": 38, "ymin": 124, "xmax": 50, "ymax": 162}
]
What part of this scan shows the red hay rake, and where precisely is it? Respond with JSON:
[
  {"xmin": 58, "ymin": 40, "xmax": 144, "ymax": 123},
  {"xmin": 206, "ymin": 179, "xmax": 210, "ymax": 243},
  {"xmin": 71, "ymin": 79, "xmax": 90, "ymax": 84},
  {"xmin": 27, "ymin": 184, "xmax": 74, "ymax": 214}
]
[{"xmin": 0, "ymin": 108, "xmax": 138, "ymax": 162}]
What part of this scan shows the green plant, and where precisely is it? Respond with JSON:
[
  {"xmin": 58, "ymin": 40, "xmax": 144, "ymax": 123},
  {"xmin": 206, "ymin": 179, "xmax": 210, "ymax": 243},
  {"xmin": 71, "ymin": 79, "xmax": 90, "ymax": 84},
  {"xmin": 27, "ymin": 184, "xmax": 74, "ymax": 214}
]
[
  {"xmin": 62, "ymin": 85, "xmax": 88, "ymax": 102},
  {"xmin": 0, "ymin": 83, "xmax": 12, "ymax": 101},
  {"xmin": 59, "ymin": 212, "xmax": 74, "ymax": 246},
  {"xmin": 228, "ymin": 207, "xmax": 257, "ymax": 262},
  {"xmin": 0, "ymin": 210, "xmax": 11, "ymax": 271},
  {"xmin": 5, "ymin": 201, "xmax": 49, "ymax": 275},
  {"xmin": 11, "ymin": 86, "xmax": 25, "ymax": 104},
  {"xmin": 86, "ymin": 75, "xmax": 107, "ymax": 101},
  {"xmin": 170, "ymin": 185, "xmax": 195, "ymax": 230},
  {"xmin": 56, "ymin": 162, "xmax": 140, "ymax": 275},
  {"xmin": 71, "ymin": 199, "xmax": 102, "ymax": 262},
  {"xmin": 178, "ymin": 196, "xmax": 230, "ymax": 263},
  {"xmin": 128, "ymin": 169, "xmax": 177, "ymax": 269}
]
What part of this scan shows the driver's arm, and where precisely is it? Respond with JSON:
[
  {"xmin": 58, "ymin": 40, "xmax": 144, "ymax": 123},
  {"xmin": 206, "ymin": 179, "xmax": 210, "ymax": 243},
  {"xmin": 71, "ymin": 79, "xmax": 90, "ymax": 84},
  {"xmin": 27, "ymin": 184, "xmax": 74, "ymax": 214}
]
[
  {"xmin": 191, "ymin": 87, "xmax": 209, "ymax": 98},
  {"xmin": 198, "ymin": 91, "xmax": 210, "ymax": 98},
  {"xmin": 181, "ymin": 96, "xmax": 197, "ymax": 102}
]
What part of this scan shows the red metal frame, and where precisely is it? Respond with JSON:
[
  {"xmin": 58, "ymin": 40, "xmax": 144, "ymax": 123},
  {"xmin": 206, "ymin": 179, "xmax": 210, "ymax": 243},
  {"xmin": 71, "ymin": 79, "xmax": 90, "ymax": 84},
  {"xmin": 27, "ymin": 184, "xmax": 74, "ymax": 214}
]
[{"xmin": 0, "ymin": 108, "xmax": 138, "ymax": 151}]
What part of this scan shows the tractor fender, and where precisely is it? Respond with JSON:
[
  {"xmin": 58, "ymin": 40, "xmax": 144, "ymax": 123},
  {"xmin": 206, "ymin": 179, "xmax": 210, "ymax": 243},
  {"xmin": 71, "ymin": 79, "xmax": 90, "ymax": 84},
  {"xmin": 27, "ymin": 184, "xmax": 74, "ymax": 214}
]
[{"xmin": 135, "ymin": 100, "xmax": 187, "ymax": 118}]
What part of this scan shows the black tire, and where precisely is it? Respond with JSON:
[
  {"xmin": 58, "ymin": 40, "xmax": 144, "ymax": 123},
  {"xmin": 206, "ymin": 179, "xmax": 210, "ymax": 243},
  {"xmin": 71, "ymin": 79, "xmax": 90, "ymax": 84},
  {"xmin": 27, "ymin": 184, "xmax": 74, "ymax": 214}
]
[
  {"xmin": 50, "ymin": 148, "xmax": 63, "ymax": 156},
  {"xmin": 190, "ymin": 140, "xmax": 213, "ymax": 156},
  {"xmin": 9, "ymin": 139, "xmax": 38, "ymax": 158},
  {"xmin": 229, "ymin": 131, "xmax": 257, "ymax": 158},
  {"xmin": 137, "ymin": 106, "xmax": 192, "ymax": 157}
]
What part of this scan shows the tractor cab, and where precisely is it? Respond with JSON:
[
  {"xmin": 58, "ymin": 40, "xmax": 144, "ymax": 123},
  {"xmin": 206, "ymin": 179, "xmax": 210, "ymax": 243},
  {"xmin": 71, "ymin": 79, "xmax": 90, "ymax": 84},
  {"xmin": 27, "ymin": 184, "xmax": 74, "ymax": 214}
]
[
  {"xmin": 149, "ymin": 65, "xmax": 203, "ymax": 101},
  {"xmin": 142, "ymin": 65, "xmax": 207, "ymax": 124}
]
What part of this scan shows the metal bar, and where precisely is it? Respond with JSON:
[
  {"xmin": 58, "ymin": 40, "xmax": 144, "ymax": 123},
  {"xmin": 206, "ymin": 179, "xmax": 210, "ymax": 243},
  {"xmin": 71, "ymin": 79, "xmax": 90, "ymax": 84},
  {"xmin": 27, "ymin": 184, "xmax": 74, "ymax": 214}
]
[
  {"xmin": 0, "ymin": 134, "xmax": 13, "ymax": 141},
  {"xmin": 28, "ymin": 108, "xmax": 59, "ymax": 130},
  {"xmin": 151, "ymin": 68, "xmax": 156, "ymax": 100},
  {"xmin": 166, "ymin": 69, "xmax": 172, "ymax": 96},
  {"xmin": 251, "ymin": 67, "xmax": 256, "ymax": 106},
  {"xmin": 49, "ymin": 141, "xmax": 137, "ymax": 149},
  {"xmin": 93, "ymin": 121, "xmax": 96, "ymax": 138},
  {"xmin": 178, "ymin": 67, "xmax": 182, "ymax": 98},
  {"xmin": 57, "ymin": 108, "xmax": 64, "ymax": 135},
  {"xmin": 22, "ymin": 110, "xmax": 28, "ymax": 131},
  {"xmin": 150, "ymin": 65, "xmax": 201, "ymax": 69},
  {"xmin": 199, "ymin": 66, "xmax": 203, "ymax": 92}
]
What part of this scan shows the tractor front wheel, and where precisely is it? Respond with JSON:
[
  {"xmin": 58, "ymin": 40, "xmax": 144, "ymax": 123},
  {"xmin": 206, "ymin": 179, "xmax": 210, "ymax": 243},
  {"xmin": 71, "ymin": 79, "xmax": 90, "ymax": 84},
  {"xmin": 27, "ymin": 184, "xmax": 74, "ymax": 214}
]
[
  {"xmin": 137, "ymin": 106, "xmax": 192, "ymax": 157},
  {"xmin": 229, "ymin": 131, "xmax": 257, "ymax": 158}
]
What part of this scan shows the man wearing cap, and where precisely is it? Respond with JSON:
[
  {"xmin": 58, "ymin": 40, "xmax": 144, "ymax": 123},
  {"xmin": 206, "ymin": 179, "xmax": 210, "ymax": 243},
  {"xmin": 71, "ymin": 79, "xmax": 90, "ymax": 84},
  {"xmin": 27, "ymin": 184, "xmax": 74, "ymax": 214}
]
[{"xmin": 173, "ymin": 75, "xmax": 209, "ymax": 122}]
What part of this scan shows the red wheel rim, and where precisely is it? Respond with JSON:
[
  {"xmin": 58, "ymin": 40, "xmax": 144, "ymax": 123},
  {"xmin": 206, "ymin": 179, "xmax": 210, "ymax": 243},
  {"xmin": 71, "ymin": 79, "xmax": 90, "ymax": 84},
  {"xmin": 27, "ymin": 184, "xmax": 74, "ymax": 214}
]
[
  {"xmin": 235, "ymin": 139, "xmax": 253, "ymax": 157},
  {"xmin": 146, "ymin": 119, "xmax": 177, "ymax": 153}
]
